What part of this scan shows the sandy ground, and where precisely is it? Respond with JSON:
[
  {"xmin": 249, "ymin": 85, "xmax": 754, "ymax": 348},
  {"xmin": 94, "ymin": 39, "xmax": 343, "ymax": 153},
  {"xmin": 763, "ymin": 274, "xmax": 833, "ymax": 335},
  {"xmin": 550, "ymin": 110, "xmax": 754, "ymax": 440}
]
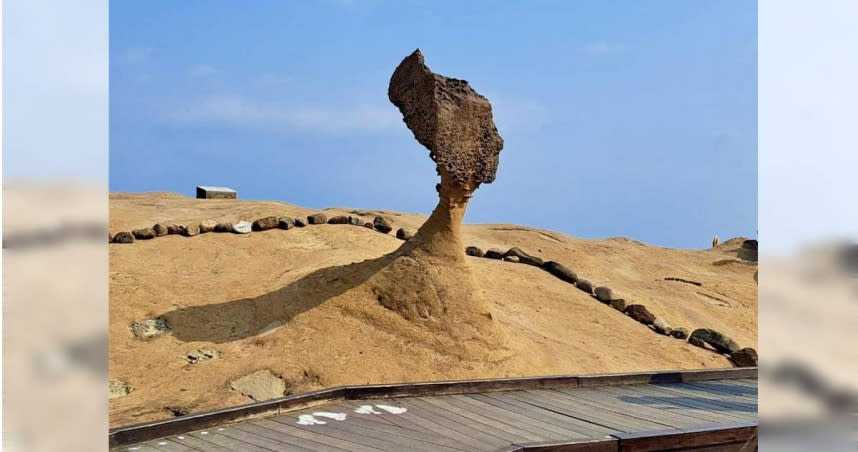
[{"xmin": 109, "ymin": 192, "xmax": 757, "ymax": 427}]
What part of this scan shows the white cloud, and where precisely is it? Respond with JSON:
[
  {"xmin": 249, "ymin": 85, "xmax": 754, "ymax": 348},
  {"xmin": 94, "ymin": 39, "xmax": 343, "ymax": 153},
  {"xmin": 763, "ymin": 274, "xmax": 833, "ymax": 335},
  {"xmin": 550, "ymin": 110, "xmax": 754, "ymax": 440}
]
[
  {"xmin": 188, "ymin": 65, "xmax": 216, "ymax": 78},
  {"xmin": 163, "ymin": 94, "xmax": 401, "ymax": 134},
  {"xmin": 582, "ymin": 42, "xmax": 621, "ymax": 56}
]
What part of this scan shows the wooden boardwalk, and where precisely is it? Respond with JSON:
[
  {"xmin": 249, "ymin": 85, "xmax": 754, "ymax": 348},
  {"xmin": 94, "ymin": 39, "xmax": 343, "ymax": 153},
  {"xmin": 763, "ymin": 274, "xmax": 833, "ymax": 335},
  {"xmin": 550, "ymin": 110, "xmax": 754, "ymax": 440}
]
[{"xmin": 111, "ymin": 368, "xmax": 758, "ymax": 451}]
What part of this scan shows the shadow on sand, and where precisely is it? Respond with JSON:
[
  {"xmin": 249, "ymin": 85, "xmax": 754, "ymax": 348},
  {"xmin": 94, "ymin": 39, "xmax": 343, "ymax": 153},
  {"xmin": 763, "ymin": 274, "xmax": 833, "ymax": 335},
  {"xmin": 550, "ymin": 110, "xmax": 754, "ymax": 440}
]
[{"xmin": 159, "ymin": 254, "xmax": 394, "ymax": 343}]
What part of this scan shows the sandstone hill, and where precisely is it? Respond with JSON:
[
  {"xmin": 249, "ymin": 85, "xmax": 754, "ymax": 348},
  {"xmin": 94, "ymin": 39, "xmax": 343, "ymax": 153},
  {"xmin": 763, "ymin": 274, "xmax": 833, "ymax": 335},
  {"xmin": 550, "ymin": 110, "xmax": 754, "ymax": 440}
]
[{"xmin": 109, "ymin": 192, "xmax": 757, "ymax": 427}]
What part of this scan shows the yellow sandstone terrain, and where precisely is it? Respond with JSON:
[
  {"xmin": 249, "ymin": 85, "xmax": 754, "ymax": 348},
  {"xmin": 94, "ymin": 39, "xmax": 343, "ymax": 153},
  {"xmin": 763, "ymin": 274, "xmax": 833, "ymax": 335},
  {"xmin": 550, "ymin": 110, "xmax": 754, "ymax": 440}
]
[{"xmin": 109, "ymin": 192, "xmax": 757, "ymax": 427}]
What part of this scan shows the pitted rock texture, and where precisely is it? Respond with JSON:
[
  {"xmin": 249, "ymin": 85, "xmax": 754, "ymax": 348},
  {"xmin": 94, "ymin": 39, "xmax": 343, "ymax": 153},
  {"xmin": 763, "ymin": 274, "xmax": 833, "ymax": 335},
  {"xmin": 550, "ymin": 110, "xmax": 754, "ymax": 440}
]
[{"xmin": 388, "ymin": 49, "xmax": 503, "ymax": 189}]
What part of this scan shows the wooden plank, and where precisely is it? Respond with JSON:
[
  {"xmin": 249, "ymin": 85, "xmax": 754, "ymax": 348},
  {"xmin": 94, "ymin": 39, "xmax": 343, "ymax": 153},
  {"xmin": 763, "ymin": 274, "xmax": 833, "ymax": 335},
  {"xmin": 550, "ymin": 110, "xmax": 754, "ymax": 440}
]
[
  {"xmin": 120, "ymin": 445, "xmax": 163, "ymax": 452},
  {"xmin": 613, "ymin": 421, "xmax": 757, "ymax": 452},
  {"xmin": 476, "ymin": 392, "xmax": 617, "ymax": 437},
  {"xmin": 396, "ymin": 397, "xmax": 512, "ymax": 449},
  {"xmin": 550, "ymin": 387, "xmax": 714, "ymax": 428},
  {"xmin": 507, "ymin": 390, "xmax": 672, "ymax": 432},
  {"xmin": 611, "ymin": 385, "xmax": 750, "ymax": 422},
  {"xmin": 270, "ymin": 412, "xmax": 458, "ymax": 452},
  {"xmin": 165, "ymin": 434, "xmax": 232, "ymax": 452},
  {"xmin": 596, "ymin": 383, "xmax": 753, "ymax": 423},
  {"xmin": 110, "ymin": 387, "xmax": 345, "ymax": 448},
  {"xmin": 672, "ymin": 382, "xmax": 758, "ymax": 403},
  {"xmin": 641, "ymin": 384, "xmax": 758, "ymax": 414},
  {"xmin": 230, "ymin": 422, "xmax": 350, "ymax": 452},
  {"xmin": 249, "ymin": 418, "xmax": 378, "ymax": 452},
  {"xmin": 514, "ymin": 437, "xmax": 620, "ymax": 451},
  {"xmin": 146, "ymin": 438, "xmax": 199, "ymax": 451},
  {"xmin": 449, "ymin": 393, "xmax": 593, "ymax": 440},
  {"xmin": 290, "ymin": 405, "xmax": 472, "ymax": 452},
  {"xmin": 216, "ymin": 425, "xmax": 316, "ymax": 452},
  {"xmin": 186, "ymin": 430, "xmax": 270, "ymax": 452},
  {"xmin": 339, "ymin": 399, "xmax": 436, "ymax": 434},
  {"xmin": 421, "ymin": 395, "xmax": 547, "ymax": 442}
]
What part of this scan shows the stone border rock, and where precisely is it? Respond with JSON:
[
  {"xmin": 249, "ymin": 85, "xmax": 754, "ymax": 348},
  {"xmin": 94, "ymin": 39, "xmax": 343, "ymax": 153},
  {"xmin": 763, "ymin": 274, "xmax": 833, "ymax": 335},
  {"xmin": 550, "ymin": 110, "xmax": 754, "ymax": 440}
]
[{"xmin": 463, "ymin": 244, "xmax": 757, "ymax": 367}]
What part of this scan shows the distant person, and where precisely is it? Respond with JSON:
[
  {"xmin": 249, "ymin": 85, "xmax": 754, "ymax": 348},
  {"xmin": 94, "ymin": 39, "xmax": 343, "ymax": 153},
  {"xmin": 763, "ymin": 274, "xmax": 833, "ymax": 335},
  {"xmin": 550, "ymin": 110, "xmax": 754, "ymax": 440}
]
[{"xmin": 712, "ymin": 235, "xmax": 720, "ymax": 247}]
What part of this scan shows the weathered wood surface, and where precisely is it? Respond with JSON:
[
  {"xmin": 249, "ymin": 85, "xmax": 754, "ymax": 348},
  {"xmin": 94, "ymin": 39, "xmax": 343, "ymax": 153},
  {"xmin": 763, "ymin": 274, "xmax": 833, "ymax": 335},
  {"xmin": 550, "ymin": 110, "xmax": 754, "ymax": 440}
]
[{"xmin": 111, "ymin": 368, "xmax": 757, "ymax": 451}]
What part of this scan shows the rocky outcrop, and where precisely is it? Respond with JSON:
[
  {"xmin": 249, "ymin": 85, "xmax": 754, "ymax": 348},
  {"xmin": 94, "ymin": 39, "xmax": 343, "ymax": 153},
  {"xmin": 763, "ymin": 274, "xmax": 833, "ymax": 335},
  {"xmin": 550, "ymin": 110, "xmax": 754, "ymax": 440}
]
[
  {"xmin": 327, "ymin": 215, "xmax": 349, "ymax": 225},
  {"xmin": 232, "ymin": 221, "xmax": 252, "ymax": 234},
  {"xmin": 484, "ymin": 248, "xmax": 504, "ymax": 259},
  {"xmin": 307, "ymin": 213, "xmax": 327, "ymax": 225},
  {"xmin": 465, "ymin": 246, "xmax": 485, "ymax": 257},
  {"xmin": 396, "ymin": 228, "xmax": 416, "ymax": 240},
  {"xmin": 131, "ymin": 318, "xmax": 170, "ymax": 340},
  {"xmin": 504, "ymin": 247, "xmax": 543, "ymax": 267},
  {"xmin": 278, "ymin": 217, "xmax": 295, "ymax": 230},
  {"xmin": 229, "ymin": 369, "xmax": 287, "ymax": 401},
  {"xmin": 652, "ymin": 317, "xmax": 672, "ymax": 335},
  {"xmin": 669, "ymin": 327, "xmax": 689, "ymax": 339},
  {"xmin": 182, "ymin": 224, "xmax": 200, "ymax": 237}
]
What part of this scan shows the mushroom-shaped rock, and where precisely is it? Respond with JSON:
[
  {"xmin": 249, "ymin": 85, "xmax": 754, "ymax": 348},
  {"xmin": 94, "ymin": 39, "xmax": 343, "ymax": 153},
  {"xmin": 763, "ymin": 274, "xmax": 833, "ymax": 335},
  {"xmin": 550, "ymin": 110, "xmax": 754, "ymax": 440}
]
[
  {"xmin": 252, "ymin": 216, "xmax": 279, "ymax": 231},
  {"xmin": 689, "ymin": 328, "xmax": 741, "ymax": 354},
  {"xmin": 373, "ymin": 216, "xmax": 393, "ymax": 233},
  {"xmin": 594, "ymin": 286, "xmax": 614, "ymax": 302},
  {"xmin": 624, "ymin": 304, "xmax": 656, "ymax": 325},
  {"xmin": 730, "ymin": 347, "xmax": 758, "ymax": 367},
  {"xmin": 542, "ymin": 261, "xmax": 577, "ymax": 284},
  {"xmin": 132, "ymin": 227, "xmax": 156, "ymax": 240},
  {"xmin": 465, "ymin": 246, "xmax": 485, "ymax": 257},
  {"xmin": 112, "ymin": 231, "xmax": 134, "ymax": 244}
]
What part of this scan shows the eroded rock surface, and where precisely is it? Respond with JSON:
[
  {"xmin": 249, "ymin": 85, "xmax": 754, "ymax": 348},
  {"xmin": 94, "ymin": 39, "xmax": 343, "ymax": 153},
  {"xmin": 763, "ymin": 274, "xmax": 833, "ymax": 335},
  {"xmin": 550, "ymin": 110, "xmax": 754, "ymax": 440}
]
[{"xmin": 230, "ymin": 369, "xmax": 287, "ymax": 401}]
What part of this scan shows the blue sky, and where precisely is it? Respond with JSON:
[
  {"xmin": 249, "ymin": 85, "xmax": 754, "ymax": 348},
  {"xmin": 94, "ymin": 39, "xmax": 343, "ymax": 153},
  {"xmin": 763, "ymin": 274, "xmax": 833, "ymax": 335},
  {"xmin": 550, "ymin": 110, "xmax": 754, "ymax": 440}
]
[{"xmin": 110, "ymin": 0, "xmax": 757, "ymax": 249}]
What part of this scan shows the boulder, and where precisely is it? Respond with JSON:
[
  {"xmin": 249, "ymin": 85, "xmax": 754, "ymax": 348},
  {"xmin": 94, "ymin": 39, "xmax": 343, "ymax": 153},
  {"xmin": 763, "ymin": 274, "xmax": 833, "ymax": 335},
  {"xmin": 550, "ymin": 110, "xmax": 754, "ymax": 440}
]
[
  {"xmin": 688, "ymin": 328, "xmax": 741, "ymax": 354},
  {"xmin": 652, "ymin": 317, "xmax": 672, "ymax": 335},
  {"xmin": 109, "ymin": 379, "xmax": 134, "ymax": 399},
  {"xmin": 327, "ymin": 215, "xmax": 350, "ymax": 225},
  {"xmin": 503, "ymin": 255, "xmax": 520, "ymax": 263},
  {"xmin": 363, "ymin": 222, "xmax": 374, "ymax": 229},
  {"xmin": 373, "ymin": 216, "xmax": 393, "ymax": 233},
  {"xmin": 186, "ymin": 347, "xmax": 221, "ymax": 365},
  {"xmin": 153, "ymin": 223, "xmax": 169, "ymax": 237},
  {"xmin": 594, "ymin": 286, "xmax": 614, "ymax": 303},
  {"xmin": 112, "ymin": 232, "xmax": 134, "ymax": 244},
  {"xmin": 252, "ymin": 216, "xmax": 278, "ymax": 231},
  {"xmin": 610, "ymin": 298, "xmax": 627, "ymax": 312},
  {"xmin": 132, "ymin": 227, "xmax": 156, "ymax": 240},
  {"xmin": 131, "ymin": 318, "xmax": 170, "ymax": 340},
  {"xmin": 166, "ymin": 224, "xmax": 184, "ymax": 235},
  {"xmin": 230, "ymin": 369, "xmax": 287, "ymax": 402},
  {"xmin": 576, "ymin": 279, "xmax": 594, "ymax": 295},
  {"xmin": 542, "ymin": 261, "xmax": 577, "ymax": 284},
  {"xmin": 730, "ymin": 347, "xmax": 758, "ymax": 367},
  {"xmin": 484, "ymin": 248, "xmax": 504, "ymax": 259},
  {"xmin": 669, "ymin": 327, "xmax": 689, "ymax": 339},
  {"xmin": 307, "ymin": 213, "xmax": 327, "ymax": 225},
  {"xmin": 465, "ymin": 246, "xmax": 485, "ymax": 258},
  {"xmin": 293, "ymin": 217, "xmax": 307, "ymax": 228},
  {"xmin": 504, "ymin": 247, "xmax": 543, "ymax": 267},
  {"xmin": 182, "ymin": 224, "xmax": 200, "ymax": 237},
  {"xmin": 199, "ymin": 220, "xmax": 218, "ymax": 233},
  {"xmin": 214, "ymin": 223, "xmax": 233, "ymax": 233},
  {"xmin": 624, "ymin": 305, "xmax": 656, "ymax": 325},
  {"xmin": 742, "ymin": 239, "xmax": 758, "ymax": 251},
  {"xmin": 278, "ymin": 216, "xmax": 295, "ymax": 230},
  {"xmin": 232, "ymin": 221, "xmax": 252, "ymax": 234},
  {"xmin": 348, "ymin": 216, "xmax": 366, "ymax": 226},
  {"xmin": 396, "ymin": 228, "xmax": 416, "ymax": 240}
]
